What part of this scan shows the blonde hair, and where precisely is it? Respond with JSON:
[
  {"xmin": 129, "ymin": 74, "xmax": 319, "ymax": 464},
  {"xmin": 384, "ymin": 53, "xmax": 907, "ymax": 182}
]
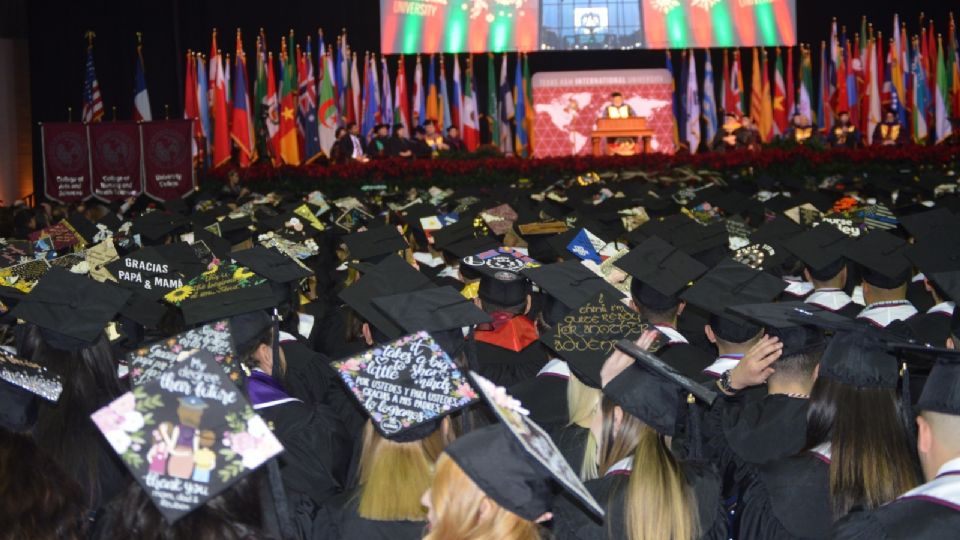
[
  {"xmin": 624, "ymin": 426, "xmax": 700, "ymax": 540},
  {"xmin": 424, "ymin": 453, "xmax": 541, "ymax": 540},
  {"xmin": 357, "ymin": 420, "xmax": 451, "ymax": 521},
  {"xmin": 567, "ymin": 374, "xmax": 601, "ymax": 480}
]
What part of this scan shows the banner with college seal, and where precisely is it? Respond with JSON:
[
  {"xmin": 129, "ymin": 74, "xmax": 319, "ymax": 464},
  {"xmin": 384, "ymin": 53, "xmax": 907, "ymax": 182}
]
[
  {"xmin": 141, "ymin": 120, "xmax": 196, "ymax": 201},
  {"xmin": 88, "ymin": 122, "xmax": 143, "ymax": 202},
  {"xmin": 40, "ymin": 123, "xmax": 92, "ymax": 203}
]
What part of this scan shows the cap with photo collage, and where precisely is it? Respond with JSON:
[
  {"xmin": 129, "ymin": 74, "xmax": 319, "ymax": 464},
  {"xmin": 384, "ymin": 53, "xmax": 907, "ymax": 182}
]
[
  {"xmin": 522, "ymin": 259, "xmax": 624, "ymax": 325},
  {"xmin": 91, "ymin": 349, "xmax": 283, "ymax": 523},
  {"xmin": 371, "ymin": 286, "xmax": 492, "ymax": 354},
  {"xmin": 339, "ymin": 254, "xmax": 436, "ymax": 339},
  {"xmin": 11, "ymin": 267, "xmax": 132, "ymax": 351},
  {"xmin": 330, "ymin": 330, "xmax": 478, "ymax": 442},
  {"xmin": 460, "ymin": 248, "xmax": 539, "ymax": 307},
  {"xmin": 844, "ymin": 229, "xmax": 913, "ymax": 289},
  {"xmin": 444, "ymin": 372, "xmax": 604, "ymax": 520},
  {"xmin": 343, "ymin": 225, "xmax": 409, "ymax": 262},
  {"xmin": 782, "ymin": 224, "xmax": 851, "ymax": 279},
  {"xmin": 614, "ymin": 235, "xmax": 708, "ymax": 312}
]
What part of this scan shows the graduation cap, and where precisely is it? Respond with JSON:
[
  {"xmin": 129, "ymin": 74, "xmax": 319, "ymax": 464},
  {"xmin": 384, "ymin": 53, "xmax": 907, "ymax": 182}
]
[
  {"xmin": 522, "ymin": 260, "xmax": 624, "ymax": 311},
  {"xmin": 614, "ymin": 236, "xmax": 707, "ymax": 310},
  {"xmin": 131, "ymin": 211, "xmax": 189, "ymax": 244},
  {"xmin": 119, "ymin": 293, "xmax": 170, "ymax": 331},
  {"xmin": 231, "ymin": 246, "xmax": 313, "ymax": 284},
  {"xmin": 0, "ymin": 347, "xmax": 62, "ymax": 402},
  {"xmin": 91, "ymin": 350, "xmax": 283, "ymax": 523},
  {"xmin": 927, "ymin": 271, "xmax": 960, "ymax": 337},
  {"xmin": 343, "ymin": 225, "xmax": 408, "ymax": 262},
  {"xmin": 820, "ymin": 328, "xmax": 900, "ymax": 388},
  {"xmin": 12, "ymin": 267, "xmax": 132, "ymax": 350},
  {"xmin": 540, "ymin": 291, "xmax": 652, "ymax": 388},
  {"xmin": 906, "ymin": 238, "xmax": 960, "ymax": 278},
  {"xmin": 900, "ymin": 345, "xmax": 960, "ymax": 415},
  {"xmin": 726, "ymin": 302, "xmax": 835, "ymax": 358},
  {"xmin": 782, "ymin": 224, "xmax": 851, "ymax": 278},
  {"xmin": 64, "ymin": 212, "xmax": 101, "ymax": 245},
  {"xmin": 845, "ymin": 230, "xmax": 913, "ymax": 288},
  {"xmin": 372, "ymin": 286, "xmax": 492, "ymax": 342},
  {"xmin": 162, "ymin": 262, "xmax": 275, "ymax": 326},
  {"xmin": 330, "ymin": 331, "xmax": 478, "ymax": 441},
  {"xmin": 338, "ymin": 255, "xmax": 436, "ymax": 338},
  {"xmin": 606, "ymin": 339, "xmax": 717, "ymax": 436},
  {"xmin": 126, "ymin": 320, "xmax": 240, "ymax": 387},
  {"xmin": 681, "ymin": 259, "xmax": 787, "ymax": 328},
  {"xmin": 480, "ymin": 204, "xmax": 519, "ymax": 236},
  {"xmin": 447, "ymin": 372, "xmax": 604, "ymax": 520},
  {"xmin": 461, "ymin": 248, "xmax": 539, "ymax": 306},
  {"xmin": 217, "ymin": 215, "xmax": 257, "ymax": 246},
  {"xmin": 106, "ymin": 247, "xmax": 185, "ymax": 301}
]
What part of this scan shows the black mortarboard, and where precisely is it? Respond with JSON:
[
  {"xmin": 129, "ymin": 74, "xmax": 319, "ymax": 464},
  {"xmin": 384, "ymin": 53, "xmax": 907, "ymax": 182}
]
[
  {"xmin": 162, "ymin": 262, "xmax": 276, "ymax": 325},
  {"xmin": 119, "ymin": 293, "xmax": 170, "ymax": 330},
  {"xmin": 91, "ymin": 350, "xmax": 283, "ymax": 523},
  {"xmin": 604, "ymin": 340, "xmax": 717, "ymax": 436},
  {"xmin": 12, "ymin": 267, "xmax": 131, "ymax": 350},
  {"xmin": 927, "ymin": 271, "xmax": 960, "ymax": 336},
  {"xmin": 218, "ymin": 215, "xmax": 257, "ymax": 245},
  {"xmin": 439, "ymin": 235, "xmax": 500, "ymax": 260},
  {"xmin": 906, "ymin": 239, "xmax": 960, "ymax": 277},
  {"xmin": 540, "ymin": 291, "xmax": 648, "ymax": 388},
  {"xmin": 343, "ymin": 226, "xmax": 408, "ymax": 262},
  {"xmin": 461, "ymin": 248, "xmax": 538, "ymax": 306},
  {"xmin": 231, "ymin": 246, "xmax": 313, "ymax": 284},
  {"xmin": 338, "ymin": 255, "xmax": 435, "ymax": 337},
  {"xmin": 906, "ymin": 346, "xmax": 960, "ymax": 415},
  {"xmin": 782, "ymin": 224, "xmax": 851, "ymax": 276},
  {"xmin": 372, "ymin": 286, "xmax": 492, "ymax": 339},
  {"xmin": 330, "ymin": 331, "xmax": 477, "ymax": 441},
  {"xmin": 522, "ymin": 260, "xmax": 624, "ymax": 311},
  {"xmin": 0, "ymin": 347, "xmax": 62, "ymax": 402},
  {"xmin": 818, "ymin": 328, "xmax": 900, "ymax": 388},
  {"xmin": 131, "ymin": 212, "xmax": 189, "ymax": 244},
  {"xmin": 726, "ymin": 302, "xmax": 834, "ymax": 357},
  {"xmin": 680, "ymin": 259, "xmax": 787, "ymax": 326},
  {"xmin": 448, "ymin": 372, "xmax": 603, "ymax": 520},
  {"xmin": 845, "ymin": 230, "xmax": 913, "ymax": 288},
  {"xmin": 64, "ymin": 213, "xmax": 100, "ymax": 245},
  {"xmin": 106, "ymin": 247, "xmax": 184, "ymax": 301},
  {"xmin": 614, "ymin": 236, "xmax": 707, "ymax": 307},
  {"xmin": 898, "ymin": 208, "xmax": 960, "ymax": 240}
]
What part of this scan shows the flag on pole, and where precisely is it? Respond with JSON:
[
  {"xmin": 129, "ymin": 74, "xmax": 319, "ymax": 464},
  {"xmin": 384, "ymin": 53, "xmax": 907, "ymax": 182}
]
[
  {"xmin": 426, "ymin": 55, "xmax": 439, "ymax": 124},
  {"xmin": 702, "ymin": 51, "xmax": 718, "ymax": 145},
  {"xmin": 196, "ymin": 53, "xmax": 212, "ymax": 163},
  {"xmin": 263, "ymin": 52, "xmax": 280, "ymax": 165},
  {"xmin": 370, "ymin": 53, "xmax": 381, "ymax": 125},
  {"xmin": 318, "ymin": 50, "xmax": 339, "ymax": 157},
  {"xmin": 393, "ymin": 56, "xmax": 409, "ymax": 131},
  {"xmin": 935, "ymin": 36, "xmax": 951, "ymax": 143},
  {"xmin": 412, "ymin": 55, "xmax": 424, "ymax": 127},
  {"xmin": 817, "ymin": 41, "xmax": 828, "ymax": 132},
  {"xmin": 523, "ymin": 54, "xmax": 534, "ymax": 155},
  {"xmin": 666, "ymin": 51, "xmax": 679, "ymax": 147},
  {"xmin": 349, "ymin": 51, "xmax": 361, "ymax": 127},
  {"xmin": 773, "ymin": 48, "xmax": 788, "ymax": 135},
  {"xmin": 677, "ymin": 51, "xmax": 687, "ymax": 145},
  {"xmin": 912, "ymin": 39, "xmax": 929, "ymax": 143},
  {"xmin": 278, "ymin": 33, "xmax": 301, "ymax": 165},
  {"xmin": 133, "ymin": 36, "xmax": 152, "ymax": 122},
  {"xmin": 462, "ymin": 56, "xmax": 480, "ymax": 150},
  {"xmin": 785, "ymin": 46, "xmax": 795, "ymax": 116},
  {"xmin": 798, "ymin": 45, "xmax": 814, "ymax": 124},
  {"xmin": 834, "ymin": 42, "xmax": 848, "ymax": 115},
  {"xmin": 950, "ymin": 14, "xmax": 960, "ymax": 118},
  {"xmin": 514, "ymin": 53, "xmax": 528, "ymax": 157},
  {"xmin": 381, "ymin": 56, "xmax": 393, "ymax": 128},
  {"xmin": 867, "ymin": 38, "xmax": 882, "ymax": 142},
  {"xmin": 82, "ymin": 33, "xmax": 105, "ymax": 123},
  {"xmin": 487, "ymin": 53, "xmax": 499, "ymax": 147},
  {"xmin": 335, "ymin": 35, "xmax": 346, "ymax": 123},
  {"xmin": 210, "ymin": 32, "xmax": 231, "ymax": 168},
  {"xmin": 685, "ymin": 52, "xmax": 700, "ymax": 154},
  {"xmin": 299, "ymin": 39, "xmax": 322, "ymax": 164},
  {"xmin": 361, "ymin": 55, "xmax": 379, "ymax": 140},
  {"xmin": 760, "ymin": 49, "xmax": 774, "ymax": 142},
  {"xmin": 721, "ymin": 49, "xmax": 728, "ymax": 113},
  {"xmin": 438, "ymin": 56, "xmax": 452, "ymax": 130},
  {"xmin": 183, "ymin": 51, "xmax": 199, "ymax": 161},
  {"xmin": 750, "ymin": 48, "xmax": 762, "ymax": 126},
  {"xmin": 231, "ymin": 30, "xmax": 255, "ymax": 166},
  {"xmin": 499, "ymin": 54, "xmax": 514, "ymax": 154},
  {"xmin": 451, "ymin": 54, "xmax": 462, "ymax": 133},
  {"xmin": 725, "ymin": 50, "xmax": 743, "ymax": 117}
]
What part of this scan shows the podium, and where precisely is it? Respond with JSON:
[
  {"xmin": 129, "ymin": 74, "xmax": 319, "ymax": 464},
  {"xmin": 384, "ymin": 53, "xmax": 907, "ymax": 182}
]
[{"xmin": 590, "ymin": 117, "xmax": 655, "ymax": 156}]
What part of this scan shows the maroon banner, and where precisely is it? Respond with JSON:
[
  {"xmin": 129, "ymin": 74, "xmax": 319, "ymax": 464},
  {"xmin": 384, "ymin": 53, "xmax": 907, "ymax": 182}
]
[
  {"xmin": 88, "ymin": 122, "xmax": 143, "ymax": 202},
  {"xmin": 41, "ymin": 123, "xmax": 92, "ymax": 203},
  {"xmin": 141, "ymin": 120, "xmax": 196, "ymax": 201}
]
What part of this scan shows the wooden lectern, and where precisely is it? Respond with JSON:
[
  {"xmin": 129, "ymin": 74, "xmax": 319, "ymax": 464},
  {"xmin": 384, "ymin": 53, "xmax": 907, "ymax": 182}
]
[{"xmin": 590, "ymin": 117, "xmax": 656, "ymax": 156}]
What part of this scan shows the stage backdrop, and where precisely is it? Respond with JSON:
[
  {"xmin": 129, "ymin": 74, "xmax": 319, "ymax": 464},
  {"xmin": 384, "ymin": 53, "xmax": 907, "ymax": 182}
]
[{"xmin": 532, "ymin": 69, "xmax": 675, "ymax": 158}]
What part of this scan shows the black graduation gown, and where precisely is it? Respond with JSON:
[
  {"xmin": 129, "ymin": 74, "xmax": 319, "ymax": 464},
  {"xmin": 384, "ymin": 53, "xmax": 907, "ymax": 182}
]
[
  {"xmin": 737, "ymin": 453, "xmax": 832, "ymax": 539},
  {"xmin": 279, "ymin": 336, "xmax": 336, "ymax": 407},
  {"xmin": 907, "ymin": 279, "xmax": 936, "ymax": 313},
  {"xmin": 0, "ymin": 380, "xmax": 35, "ymax": 431},
  {"xmin": 905, "ymin": 308, "xmax": 953, "ymax": 346},
  {"xmin": 552, "ymin": 424, "xmax": 591, "ymax": 473},
  {"xmin": 313, "ymin": 490, "xmax": 427, "ymax": 540},
  {"xmin": 508, "ymin": 364, "xmax": 569, "ymax": 435},
  {"xmin": 551, "ymin": 461, "xmax": 727, "ymax": 540},
  {"xmin": 471, "ymin": 339, "xmax": 548, "ymax": 388},
  {"xmin": 833, "ymin": 497, "xmax": 960, "ymax": 540},
  {"xmin": 659, "ymin": 342, "xmax": 716, "ymax": 381}
]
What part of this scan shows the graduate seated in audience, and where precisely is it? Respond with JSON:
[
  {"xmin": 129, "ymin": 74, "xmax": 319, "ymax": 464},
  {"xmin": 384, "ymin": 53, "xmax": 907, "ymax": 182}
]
[
  {"xmin": 845, "ymin": 231, "xmax": 919, "ymax": 329},
  {"xmin": 783, "ymin": 225, "xmax": 861, "ymax": 318}
]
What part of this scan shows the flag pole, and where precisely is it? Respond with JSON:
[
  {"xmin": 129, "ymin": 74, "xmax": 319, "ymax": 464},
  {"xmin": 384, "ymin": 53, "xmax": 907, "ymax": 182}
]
[{"xmin": 67, "ymin": 107, "xmax": 72, "ymax": 122}]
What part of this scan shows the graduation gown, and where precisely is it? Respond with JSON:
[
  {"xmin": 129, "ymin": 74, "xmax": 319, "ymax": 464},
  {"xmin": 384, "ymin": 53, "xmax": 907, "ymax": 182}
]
[
  {"xmin": 470, "ymin": 317, "xmax": 547, "ymax": 387},
  {"xmin": 855, "ymin": 301, "xmax": 919, "ymax": 329},
  {"xmin": 833, "ymin": 457, "xmax": 960, "ymax": 539},
  {"xmin": 804, "ymin": 288, "xmax": 862, "ymax": 319},
  {"xmin": 906, "ymin": 301, "xmax": 955, "ymax": 346},
  {"xmin": 508, "ymin": 358, "xmax": 570, "ymax": 435},
  {"xmin": 552, "ymin": 424, "xmax": 591, "ymax": 474},
  {"xmin": 313, "ymin": 491, "xmax": 426, "ymax": 540},
  {"xmin": 907, "ymin": 276, "xmax": 936, "ymax": 313},
  {"xmin": 737, "ymin": 447, "xmax": 832, "ymax": 539},
  {"xmin": 551, "ymin": 458, "xmax": 727, "ymax": 540}
]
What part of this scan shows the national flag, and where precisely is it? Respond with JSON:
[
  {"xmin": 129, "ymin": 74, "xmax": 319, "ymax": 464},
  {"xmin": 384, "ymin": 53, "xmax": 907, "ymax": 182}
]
[
  {"xmin": 426, "ymin": 55, "xmax": 439, "ymax": 124},
  {"xmin": 230, "ymin": 30, "xmax": 255, "ymax": 166},
  {"xmin": 867, "ymin": 38, "xmax": 882, "ymax": 142},
  {"xmin": 438, "ymin": 56, "xmax": 452, "ymax": 130},
  {"xmin": 462, "ymin": 56, "xmax": 480, "ymax": 151},
  {"xmin": 817, "ymin": 41, "xmax": 830, "ymax": 132},
  {"xmin": 726, "ymin": 50, "xmax": 744, "ymax": 117},
  {"xmin": 846, "ymin": 41, "xmax": 858, "ymax": 120},
  {"xmin": 253, "ymin": 37, "xmax": 268, "ymax": 161},
  {"xmin": 361, "ymin": 55, "xmax": 379, "ymax": 140},
  {"xmin": 370, "ymin": 53, "xmax": 381, "ymax": 125},
  {"xmin": 834, "ymin": 43, "xmax": 848, "ymax": 115},
  {"xmin": 912, "ymin": 40, "xmax": 929, "ymax": 143},
  {"xmin": 133, "ymin": 36, "xmax": 152, "ymax": 122},
  {"xmin": 702, "ymin": 51, "xmax": 718, "ymax": 144},
  {"xmin": 750, "ymin": 48, "xmax": 762, "ymax": 126},
  {"xmin": 760, "ymin": 49, "xmax": 773, "ymax": 142},
  {"xmin": 685, "ymin": 52, "xmax": 700, "ymax": 154},
  {"xmin": 318, "ymin": 50, "xmax": 339, "ymax": 157},
  {"xmin": 523, "ymin": 54, "xmax": 534, "ymax": 154},
  {"xmin": 949, "ymin": 14, "xmax": 960, "ymax": 118},
  {"xmin": 487, "ymin": 53, "xmax": 499, "ymax": 147},
  {"xmin": 667, "ymin": 51, "xmax": 679, "ymax": 147},
  {"xmin": 183, "ymin": 50, "xmax": 199, "ymax": 161},
  {"xmin": 566, "ymin": 229, "xmax": 602, "ymax": 264},
  {"xmin": 773, "ymin": 48, "xmax": 788, "ymax": 135},
  {"xmin": 263, "ymin": 51, "xmax": 280, "ymax": 165},
  {"xmin": 451, "ymin": 54, "xmax": 462, "ymax": 133},
  {"xmin": 721, "ymin": 49, "xmax": 729, "ymax": 113},
  {"xmin": 381, "ymin": 56, "xmax": 393, "ymax": 128},
  {"xmin": 196, "ymin": 53, "xmax": 212, "ymax": 162},
  {"xmin": 499, "ymin": 54, "xmax": 514, "ymax": 154},
  {"xmin": 935, "ymin": 36, "xmax": 951, "ymax": 143},
  {"xmin": 394, "ymin": 56, "xmax": 409, "ymax": 131},
  {"xmin": 209, "ymin": 32, "xmax": 231, "ymax": 168},
  {"xmin": 224, "ymin": 53, "xmax": 232, "ymax": 112},
  {"xmin": 335, "ymin": 35, "xmax": 346, "ymax": 122},
  {"xmin": 412, "ymin": 55, "xmax": 424, "ymax": 127},
  {"xmin": 81, "ymin": 34, "xmax": 104, "ymax": 123},
  {"xmin": 278, "ymin": 33, "xmax": 301, "ymax": 166},
  {"xmin": 786, "ymin": 46, "xmax": 795, "ymax": 116},
  {"xmin": 798, "ymin": 45, "xmax": 814, "ymax": 124},
  {"xmin": 514, "ymin": 53, "xmax": 528, "ymax": 157},
  {"xmin": 349, "ymin": 51, "xmax": 361, "ymax": 127},
  {"xmin": 298, "ymin": 38, "xmax": 322, "ymax": 164}
]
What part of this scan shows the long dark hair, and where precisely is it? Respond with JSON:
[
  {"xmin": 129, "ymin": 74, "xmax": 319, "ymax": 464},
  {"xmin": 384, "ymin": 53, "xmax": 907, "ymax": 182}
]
[
  {"xmin": 803, "ymin": 376, "xmax": 920, "ymax": 518},
  {"xmin": 28, "ymin": 324, "xmax": 127, "ymax": 508}
]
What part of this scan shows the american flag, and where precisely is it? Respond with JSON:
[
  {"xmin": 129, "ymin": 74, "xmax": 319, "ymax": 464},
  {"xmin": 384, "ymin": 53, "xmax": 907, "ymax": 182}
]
[{"xmin": 82, "ymin": 42, "xmax": 104, "ymax": 123}]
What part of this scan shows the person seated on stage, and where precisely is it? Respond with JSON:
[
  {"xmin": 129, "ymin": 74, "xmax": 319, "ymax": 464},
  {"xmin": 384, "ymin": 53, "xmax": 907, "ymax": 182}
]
[
  {"xmin": 828, "ymin": 110, "xmax": 860, "ymax": 148},
  {"xmin": 409, "ymin": 126, "xmax": 434, "ymax": 159},
  {"xmin": 603, "ymin": 92, "xmax": 639, "ymax": 156},
  {"xmin": 367, "ymin": 124, "xmax": 390, "ymax": 159},
  {"xmin": 334, "ymin": 122, "xmax": 369, "ymax": 163},
  {"xmin": 445, "ymin": 126, "xmax": 467, "ymax": 153},
  {"xmin": 423, "ymin": 120, "xmax": 448, "ymax": 156},
  {"xmin": 713, "ymin": 111, "xmax": 742, "ymax": 151},
  {"xmin": 872, "ymin": 108, "xmax": 907, "ymax": 146},
  {"xmin": 783, "ymin": 113, "xmax": 818, "ymax": 145},
  {"xmin": 328, "ymin": 127, "xmax": 348, "ymax": 164},
  {"xmin": 737, "ymin": 115, "xmax": 761, "ymax": 151},
  {"xmin": 386, "ymin": 124, "xmax": 413, "ymax": 159}
]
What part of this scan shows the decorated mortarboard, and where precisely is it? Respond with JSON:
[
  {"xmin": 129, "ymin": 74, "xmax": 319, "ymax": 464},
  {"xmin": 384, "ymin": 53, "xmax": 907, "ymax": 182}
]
[
  {"xmin": 338, "ymin": 255, "xmax": 436, "ymax": 338},
  {"xmin": 231, "ymin": 246, "xmax": 313, "ymax": 285},
  {"xmin": 522, "ymin": 260, "xmax": 624, "ymax": 311},
  {"xmin": 330, "ymin": 331, "xmax": 478, "ymax": 441},
  {"xmin": 372, "ymin": 286, "xmax": 492, "ymax": 339},
  {"xmin": 440, "ymin": 235, "xmax": 501, "ymax": 259},
  {"xmin": 0, "ymin": 258, "xmax": 51, "ymax": 293},
  {"xmin": 63, "ymin": 213, "xmax": 101, "ymax": 245},
  {"xmin": 480, "ymin": 204, "xmax": 519, "ymax": 236},
  {"xmin": 106, "ymin": 247, "xmax": 187, "ymax": 301},
  {"xmin": 782, "ymin": 224, "xmax": 851, "ymax": 273},
  {"xmin": 540, "ymin": 291, "xmax": 656, "ymax": 388},
  {"xmin": 257, "ymin": 231, "xmax": 320, "ymax": 261},
  {"xmin": 726, "ymin": 302, "xmax": 835, "ymax": 357},
  {"xmin": 0, "ymin": 239, "xmax": 33, "ymax": 268},
  {"xmin": 11, "ymin": 267, "xmax": 132, "ymax": 349},
  {"xmin": 614, "ymin": 236, "xmax": 707, "ymax": 298},
  {"xmin": 126, "ymin": 320, "xmax": 240, "ymax": 387},
  {"xmin": 343, "ymin": 226, "xmax": 408, "ymax": 262},
  {"xmin": 680, "ymin": 259, "xmax": 787, "ymax": 325},
  {"xmin": 28, "ymin": 220, "xmax": 85, "ymax": 252},
  {"xmin": 91, "ymin": 349, "xmax": 283, "ymax": 523},
  {"xmin": 564, "ymin": 228, "xmax": 606, "ymax": 264},
  {"xmin": 605, "ymin": 340, "xmax": 717, "ymax": 436},
  {"xmin": 0, "ymin": 347, "xmax": 62, "ymax": 402},
  {"xmin": 460, "ymin": 247, "xmax": 539, "ymax": 279},
  {"xmin": 49, "ymin": 252, "xmax": 87, "ymax": 273},
  {"xmin": 447, "ymin": 372, "xmax": 604, "ymax": 520},
  {"xmin": 461, "ymin": 248, "xmax": 539, "ymax": 306},
  {"xmin": 85, "ymin": 238, "xmax": 121, "ymax": 283},
  {"xmin": 162, "ymin": 262, "xmax": 274, "ymax": 326},
  {"xmin": 845, "ymin": 230, "xmax": 913, "ymax": 288}
]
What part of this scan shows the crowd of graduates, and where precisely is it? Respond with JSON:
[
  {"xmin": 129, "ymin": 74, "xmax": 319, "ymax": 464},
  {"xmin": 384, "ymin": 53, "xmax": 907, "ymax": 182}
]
[{"xmin": 3, "ymin": 161, "xmax": 960, "ymax": 540}]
